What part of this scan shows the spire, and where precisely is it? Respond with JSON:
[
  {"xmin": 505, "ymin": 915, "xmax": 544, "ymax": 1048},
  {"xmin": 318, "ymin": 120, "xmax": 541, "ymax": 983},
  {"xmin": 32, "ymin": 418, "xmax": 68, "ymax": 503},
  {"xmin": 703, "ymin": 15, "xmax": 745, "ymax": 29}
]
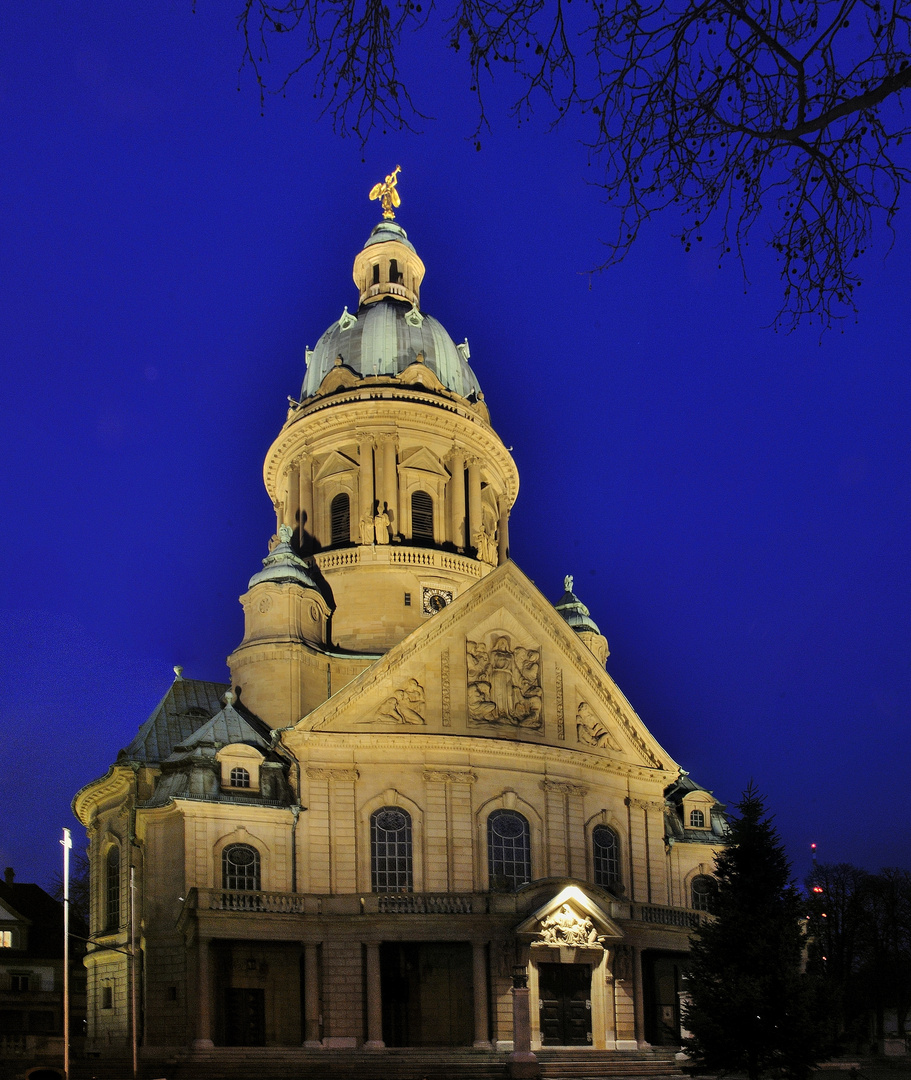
[
  {"xmin": 555, "ymin": 576, "xmax": 610, "ymax": 666},
  {"xmin": 247, "ymin": 525, "xmax": 319, "ymax": 590}
]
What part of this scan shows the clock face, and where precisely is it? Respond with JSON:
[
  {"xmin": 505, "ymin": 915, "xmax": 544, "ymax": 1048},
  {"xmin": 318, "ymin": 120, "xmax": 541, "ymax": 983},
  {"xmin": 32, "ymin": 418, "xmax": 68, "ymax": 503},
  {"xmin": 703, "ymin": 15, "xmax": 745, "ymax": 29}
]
[{"xmin": 422, "ymin": 587, "xmax": 453, "ymax": 615}]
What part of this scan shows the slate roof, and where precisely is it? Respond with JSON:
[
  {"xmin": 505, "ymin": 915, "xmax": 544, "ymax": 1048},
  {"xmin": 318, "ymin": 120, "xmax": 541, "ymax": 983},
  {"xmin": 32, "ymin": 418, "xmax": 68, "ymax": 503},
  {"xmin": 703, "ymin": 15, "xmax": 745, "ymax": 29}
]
[
  {"xmin": 664, "ymin": 773, "xmax": 729, "ymax": 843},
  {"xmin": 0, "ymin": 881, "xmax": 79, "ymax": 959},
  {"xmin": 118, "ymin": 677, "xmax": 229, "ymax": 765}
]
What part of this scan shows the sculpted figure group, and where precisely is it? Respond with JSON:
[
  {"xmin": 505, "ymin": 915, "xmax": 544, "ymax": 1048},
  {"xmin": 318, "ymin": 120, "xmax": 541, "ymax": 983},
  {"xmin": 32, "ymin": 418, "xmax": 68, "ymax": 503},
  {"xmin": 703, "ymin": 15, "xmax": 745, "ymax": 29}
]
[{"xmin": 467, "ymin": 634, "xmax": 543, "ymax": 730}]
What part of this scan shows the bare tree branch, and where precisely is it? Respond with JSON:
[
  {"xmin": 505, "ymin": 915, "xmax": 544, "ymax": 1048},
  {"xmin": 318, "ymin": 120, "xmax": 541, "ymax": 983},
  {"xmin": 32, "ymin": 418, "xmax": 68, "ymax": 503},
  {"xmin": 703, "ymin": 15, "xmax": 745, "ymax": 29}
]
[{"xmin": 231, "ymin": 0, "xmax": 911, "ymax": 329}]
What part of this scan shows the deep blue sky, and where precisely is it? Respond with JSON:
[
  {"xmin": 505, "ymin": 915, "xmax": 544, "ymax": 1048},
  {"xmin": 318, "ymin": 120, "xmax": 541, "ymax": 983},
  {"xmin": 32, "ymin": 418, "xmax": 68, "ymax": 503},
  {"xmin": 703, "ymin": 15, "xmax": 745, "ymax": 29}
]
[{"xmin": 1, "ymin": 6, "xmax": 908, "ymax": 890}]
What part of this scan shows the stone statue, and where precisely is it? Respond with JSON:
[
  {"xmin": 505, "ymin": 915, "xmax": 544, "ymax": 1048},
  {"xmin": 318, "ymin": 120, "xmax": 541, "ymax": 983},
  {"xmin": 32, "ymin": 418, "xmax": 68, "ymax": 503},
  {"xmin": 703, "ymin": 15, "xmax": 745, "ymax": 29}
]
[
  {"xmin": 564, "ymin": 574, "xmax": 574, "ymax": 592},
  {"xmin": 474, "ymin": 525, "xmax": 497, "ymax": 564},
  {"xmin": 467, "ymin": 634, "xmax": 543, "ymax": 730},
  {"xmin": 278, "ymin": 524, "xmax": 294, "ymax": 544},
  {"xmin": 368, "ymin": 165, "xmax": 402, "ymax": 220},
  {"xmin": 373, "ymin": 678, "xmax": 426, "ymax": 725},
  {"xmin": 359, "ymin": 510, "xmax": 375, "ymax": 545},
  {"xmin": 576, "ymin": 701, "xmax": 621, "ymax": 750},
  {"xmin": 374, "ymin": 505, "xmax": 391, "ymax": 545}
]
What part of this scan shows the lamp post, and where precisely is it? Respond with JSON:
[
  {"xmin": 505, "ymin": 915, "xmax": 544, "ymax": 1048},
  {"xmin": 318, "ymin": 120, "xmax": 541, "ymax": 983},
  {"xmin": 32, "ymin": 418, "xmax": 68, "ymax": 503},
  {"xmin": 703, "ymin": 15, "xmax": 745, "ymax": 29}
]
[{"xmin": 60, "ymin": 829, "xmax": 71, "ymax": 1080}]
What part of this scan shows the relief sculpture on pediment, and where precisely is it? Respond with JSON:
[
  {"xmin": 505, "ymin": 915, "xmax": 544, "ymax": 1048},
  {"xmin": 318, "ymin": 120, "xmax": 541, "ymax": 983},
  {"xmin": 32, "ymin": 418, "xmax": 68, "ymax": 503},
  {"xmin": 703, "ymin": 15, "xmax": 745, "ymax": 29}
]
[
  {"xmin": 537, "ymin": 904, "xmax": 604, "ymax": 947},
  {"xmin": 364, "ymin": 678, "xmax": 426, "ymax": 725},
  {"xmin": 467, "ymin": 634, "xmax": 543, "ymax": 730},
  {"xmin": 576, "ymin": 700, "xmax": 621, "ymax": 750}
]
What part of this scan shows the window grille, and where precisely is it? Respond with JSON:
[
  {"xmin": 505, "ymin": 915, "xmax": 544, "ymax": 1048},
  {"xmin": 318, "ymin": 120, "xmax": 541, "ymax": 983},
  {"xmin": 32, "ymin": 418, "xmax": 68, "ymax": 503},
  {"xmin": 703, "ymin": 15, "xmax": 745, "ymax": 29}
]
[
  {"xmin": 105, "ymin": 847, "xmax": 120, "ymax": 931},
  {"xmin": 488, "ymin": 809, "xmax": 530, "ymax": 891},
  {"xmin": 689, "ymin": 808, "xmax": 706, "ymax": 828},
  {"xmin": 691, "ymin": 875, "xmax": 718, "ymax": 912},
  {"xmin": 330, "ymin": 493, "xmax": 350, "ymax": 545},
  {"xmin": 222, "ymin": 844, "xmax": 261, "ymax": 891},
  {"xmin": 371, "ymin": 807, "xmax": 413, "ymax": 893},
  {"xmin": 411, "ymin": 490, "xmax": 434, "ymax": 541},
  {"xmin": 592, "ymin": 825, "xmax": 621, "ymax": 889},
  {"xmin": 229, "ymin": 767, "xmax": 250, "ymax": 789}
]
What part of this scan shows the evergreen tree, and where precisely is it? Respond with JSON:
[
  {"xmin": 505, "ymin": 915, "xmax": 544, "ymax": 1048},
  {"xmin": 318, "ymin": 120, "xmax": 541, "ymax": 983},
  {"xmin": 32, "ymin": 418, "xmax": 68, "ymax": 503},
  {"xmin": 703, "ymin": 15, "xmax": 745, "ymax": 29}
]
[{"xmin": 682, "ymin": 786, "xmax": 825, "ymax": 1080}]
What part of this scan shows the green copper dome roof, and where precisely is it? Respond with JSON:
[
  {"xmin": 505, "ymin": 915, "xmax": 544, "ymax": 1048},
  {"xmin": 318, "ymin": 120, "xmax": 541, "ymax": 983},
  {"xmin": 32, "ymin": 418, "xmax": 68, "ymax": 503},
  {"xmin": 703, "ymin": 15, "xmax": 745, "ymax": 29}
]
[
  {"xmin": 555, "ymin": 576, "xmax": 603, "ymax": 636},
  {"xmin": 300, "ymin": 220, "xmax": 482, "ymax": 402},
  {"xmin": 300, "ymin": 298, "xmax": 482, "ymax": 401}
]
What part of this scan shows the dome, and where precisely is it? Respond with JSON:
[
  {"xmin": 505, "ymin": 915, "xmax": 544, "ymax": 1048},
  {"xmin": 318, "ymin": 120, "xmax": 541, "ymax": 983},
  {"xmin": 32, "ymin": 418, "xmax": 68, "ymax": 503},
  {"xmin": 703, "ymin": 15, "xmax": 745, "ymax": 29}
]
[
  {"xmin": 248, "ymin": 529, "xmax": 319, "ymax": 590},
  {"xmin": 300, "ymin": 297, "xmax": 482, "ymax": 402},
  {"xmin": 555, "ymin": 575, "xmax": 603, "ymax": 636}
]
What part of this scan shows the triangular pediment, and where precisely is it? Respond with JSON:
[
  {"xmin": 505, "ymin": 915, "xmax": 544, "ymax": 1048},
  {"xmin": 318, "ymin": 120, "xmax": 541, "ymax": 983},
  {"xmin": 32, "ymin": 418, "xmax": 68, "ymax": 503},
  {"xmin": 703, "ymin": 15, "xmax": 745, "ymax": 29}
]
[
  {"xmin": 313, "ymin": 450, "xmax": 358, "ymax": 481},
  {"xmin": 398, "ymin": 445, "xmax": 449, "ymax": 477},
  {"xmin": 516, "ymin": 885, "xmax": 623, "ymax": 943},
  {"xmin": 286, "ymin": 561, "xmax": 677, "ymax": 777}
]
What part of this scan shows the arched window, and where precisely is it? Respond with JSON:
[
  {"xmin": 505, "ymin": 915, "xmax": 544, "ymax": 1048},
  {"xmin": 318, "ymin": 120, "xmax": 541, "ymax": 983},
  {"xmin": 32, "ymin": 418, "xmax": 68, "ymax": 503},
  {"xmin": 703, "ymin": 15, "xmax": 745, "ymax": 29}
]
[
  {"xmin": 691, "ymin": 875, "xmax": 718, "ymax": 912},
  {"xmin": 222, "ymin": 844, "xmax": 261, "ymax": 891},
  {"xmin": 689, "ymin": 808, "xmax": 706, "ymax": 828},
  {"xmin": 411, "ymin": 490, "xmax": 434, "ymax": 541},
  {"xmin": 330, "ymin": 493, "xmax": 350, "ymax": 546},
  {"xmin": 105, "ymin": 846, "xmax": 120, "ymax": 931},
  {"xmin": 488, "ymin": 809, "xmax": 531, "ymax": 892},
  {"xmin": 592, "ymin": 825, "xmax": 621, "ymax": 890},
  {"xmin": 371, "ymin": 807, "xmax": 413, "ymax": 893},
  {"xmin": 229, "ymin": 767, "xmax": 250, "ymax": 789}
]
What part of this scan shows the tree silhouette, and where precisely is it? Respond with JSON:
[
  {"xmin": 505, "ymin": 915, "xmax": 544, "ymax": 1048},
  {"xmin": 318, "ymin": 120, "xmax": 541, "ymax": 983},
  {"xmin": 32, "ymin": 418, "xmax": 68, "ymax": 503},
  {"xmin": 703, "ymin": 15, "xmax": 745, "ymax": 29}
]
[
  {"xmin": 233, "ymin": 0, "xmax": 911, "ymax": 329},
  {"xmin": 682, "ymin": 785, "xmax": 825, "ymax": 1079}
]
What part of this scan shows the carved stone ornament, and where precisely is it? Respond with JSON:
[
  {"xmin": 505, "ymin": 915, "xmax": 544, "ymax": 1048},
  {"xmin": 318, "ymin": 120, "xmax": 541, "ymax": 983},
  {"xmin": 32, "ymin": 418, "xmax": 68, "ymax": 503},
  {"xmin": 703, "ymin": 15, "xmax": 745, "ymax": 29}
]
[
  {"xmin": 576, "ymin": 701, "xmax": 621, "ymax": 750},
  {"xmin": 305, "ymin": 767, "xmax": 359, "ymax": 782},
  {"xmin": 365, "ymin": 678, "xmax": 426, "ymax": 725},
  {"xmin": 537, "ymin": 905, "xmax": 604, "ymax": 948},
  {"xmin": 466, "ymin": 633, "xmax": 543, "ymax": 730},
  {"xmin": 423, "ymin": 769, "xmax": 477, "ymax": 785}
]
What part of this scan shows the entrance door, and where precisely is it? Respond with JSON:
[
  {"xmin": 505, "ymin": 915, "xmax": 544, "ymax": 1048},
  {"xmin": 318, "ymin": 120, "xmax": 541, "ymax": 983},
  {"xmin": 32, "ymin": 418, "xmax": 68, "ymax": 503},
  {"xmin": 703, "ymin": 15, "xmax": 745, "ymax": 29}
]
[
  {"xmin": 538, "ymin": 963, "xmax": 591, "ymax": 1046},
  {"xmin": 224, "ymin": 988, "xmax": 265, "ymax": 1046},
  {"xmin": 380, "ymin": 942, "xmax": 474, "ymax": 1046}
]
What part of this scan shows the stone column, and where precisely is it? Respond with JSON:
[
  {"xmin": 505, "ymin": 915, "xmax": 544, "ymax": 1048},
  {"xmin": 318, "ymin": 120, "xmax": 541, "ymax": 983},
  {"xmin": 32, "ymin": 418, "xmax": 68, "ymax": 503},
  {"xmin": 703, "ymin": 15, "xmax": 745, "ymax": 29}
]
[
  {"xmin": 380, "ymin": 434, "xmax": 398, "ymax": 536},
  {"xmin": 509, "ymin": 968, "xmax": 539, "ymax": 1078},
  {"xmin": 298, "ymin": 456, "xmax": 314, "ymax": 553},
  {"xmin": 497, "ymin": 495, "xmax": 510, "ymax": 565},
  {"xmin": 449, "ymin": 450, "xmax": 466, "ymax": 550},
  {"xmin": 472, "ymin": 942, "xmax": 491, "ymax": 1048},
  {"xmin": 303, "ymin": 943, "xmax": 321, "ymax": 1047},
  {"xmin": 468, "ymin": 458, "xmax": 482, "ymax": 548},
  {"xmin": 364, "ymin": 942, "xmax": 384, "ymax": 1049},
  {"xmin": 192, "ymin": 937, "xmax": 214, "ymax": 1049},
  {"xmin": 285, "ymin": 464, "xmax": 300, "ymax": 539},
  {"xmin": 357, "ymin": 436, "xmax": 375, "ymax": 543},
  {"xmin": 632, "ymin": 946, "xmax": 645, "ymax": 1048}
]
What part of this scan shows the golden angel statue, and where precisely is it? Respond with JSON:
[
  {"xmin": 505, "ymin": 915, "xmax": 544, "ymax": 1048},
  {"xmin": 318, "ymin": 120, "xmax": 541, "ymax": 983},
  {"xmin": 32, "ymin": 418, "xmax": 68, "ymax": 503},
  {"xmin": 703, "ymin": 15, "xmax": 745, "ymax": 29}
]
[{"xmin": 369, "ymin": 166, "xmax": 402, "ymax": 220}]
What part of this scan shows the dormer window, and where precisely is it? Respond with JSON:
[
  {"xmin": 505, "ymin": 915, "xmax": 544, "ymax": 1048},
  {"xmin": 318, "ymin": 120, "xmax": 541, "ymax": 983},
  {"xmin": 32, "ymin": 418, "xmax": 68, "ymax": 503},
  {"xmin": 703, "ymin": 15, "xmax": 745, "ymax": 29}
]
[
  {"xmin": 689, "ymin": 808, "xmax": 705, "ymax": 828},
  {"xmin": 229, "ymin": 767, "xmax": 250, "ymax": 789},
  {"xmin": 217, "ymin": 744, "xmax": 264, "ymax": 793}
]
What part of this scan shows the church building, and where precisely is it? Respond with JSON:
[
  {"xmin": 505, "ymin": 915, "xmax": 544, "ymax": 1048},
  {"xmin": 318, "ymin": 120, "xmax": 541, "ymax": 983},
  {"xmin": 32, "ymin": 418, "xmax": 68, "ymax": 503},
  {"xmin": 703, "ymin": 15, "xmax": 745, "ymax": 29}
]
[{"xmin": 73, "ymin": 175, "xmax": 726, "ymax": 1062}]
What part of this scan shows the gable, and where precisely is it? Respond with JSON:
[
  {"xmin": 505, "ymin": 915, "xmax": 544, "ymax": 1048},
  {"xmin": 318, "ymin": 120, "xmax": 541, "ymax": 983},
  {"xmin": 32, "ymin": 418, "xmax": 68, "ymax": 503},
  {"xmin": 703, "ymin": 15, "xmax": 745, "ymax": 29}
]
[
  {"xmin": 398, "ymin": 445, "xmax": 449, "ymax": 477},
  {"xmin": 288, "ymin": 561, "xmax": 676, "ymax": 775},
  {"xmin": 313, "ymin": 450, "xmax": 358, "ymax": 481}
]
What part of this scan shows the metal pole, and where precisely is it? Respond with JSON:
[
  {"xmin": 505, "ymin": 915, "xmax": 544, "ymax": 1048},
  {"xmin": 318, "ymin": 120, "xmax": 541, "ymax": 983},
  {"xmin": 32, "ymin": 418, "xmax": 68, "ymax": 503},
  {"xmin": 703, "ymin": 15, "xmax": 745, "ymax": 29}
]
[
  {"xmin": 61, "ymin": 828, "xmax": 71, "ymax": 1080},
  {"xmin": 130, "ymin": 865, "xmax": 138, "ymax": 1080}
]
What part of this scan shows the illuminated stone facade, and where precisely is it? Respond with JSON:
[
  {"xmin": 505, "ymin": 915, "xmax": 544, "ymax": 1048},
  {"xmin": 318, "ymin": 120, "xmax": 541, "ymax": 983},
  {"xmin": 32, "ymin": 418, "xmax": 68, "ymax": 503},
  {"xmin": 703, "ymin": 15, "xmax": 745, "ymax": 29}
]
[{"xmin": 73, "ymin": 211, "xmax": 725, "ymax": 1056}]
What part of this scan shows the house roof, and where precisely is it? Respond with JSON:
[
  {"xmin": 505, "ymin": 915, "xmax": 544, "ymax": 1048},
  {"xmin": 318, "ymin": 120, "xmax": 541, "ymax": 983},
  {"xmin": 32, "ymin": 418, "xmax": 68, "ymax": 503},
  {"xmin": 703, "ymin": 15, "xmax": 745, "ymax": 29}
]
[{"xmin": 118, "ymin": 676, "xmax": 229, "ymax": 765}]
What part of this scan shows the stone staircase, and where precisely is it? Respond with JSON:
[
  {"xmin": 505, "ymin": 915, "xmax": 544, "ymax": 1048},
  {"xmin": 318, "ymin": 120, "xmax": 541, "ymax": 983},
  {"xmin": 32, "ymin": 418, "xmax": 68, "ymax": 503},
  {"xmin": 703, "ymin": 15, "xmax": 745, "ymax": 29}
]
[{"xmin": 72, "ymin": 1046, "xmax": 686, "ymax": 1080}]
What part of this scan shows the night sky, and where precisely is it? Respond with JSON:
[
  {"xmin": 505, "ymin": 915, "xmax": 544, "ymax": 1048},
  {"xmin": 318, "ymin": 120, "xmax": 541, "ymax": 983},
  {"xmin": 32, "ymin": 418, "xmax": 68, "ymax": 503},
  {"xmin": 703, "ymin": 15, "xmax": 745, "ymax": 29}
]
[{"xmin": 2, "ymin": 5, "xmax": 909, "ymax": 890}]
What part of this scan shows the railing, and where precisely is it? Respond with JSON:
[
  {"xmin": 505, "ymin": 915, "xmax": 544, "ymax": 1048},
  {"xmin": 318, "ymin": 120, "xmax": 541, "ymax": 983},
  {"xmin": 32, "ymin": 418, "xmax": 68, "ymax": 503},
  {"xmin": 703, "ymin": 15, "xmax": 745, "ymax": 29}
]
[
  {"xmin": 310, "ymin": 546, "xmax": 485, "ymax": 578},
  {"xmin": 375, "ymin": 894, "xmax": 476, "ymax": 914},
  {"xmin": 189, "ymin": 889, "xmax": 490, "ymax": 917},
  {"xmin": 632, "ymin": 903, "xmax": 708, "ymax": 929},
  {"xmin": 205, "ymin": 889, "xmax": 309, "ymax": 914}
]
